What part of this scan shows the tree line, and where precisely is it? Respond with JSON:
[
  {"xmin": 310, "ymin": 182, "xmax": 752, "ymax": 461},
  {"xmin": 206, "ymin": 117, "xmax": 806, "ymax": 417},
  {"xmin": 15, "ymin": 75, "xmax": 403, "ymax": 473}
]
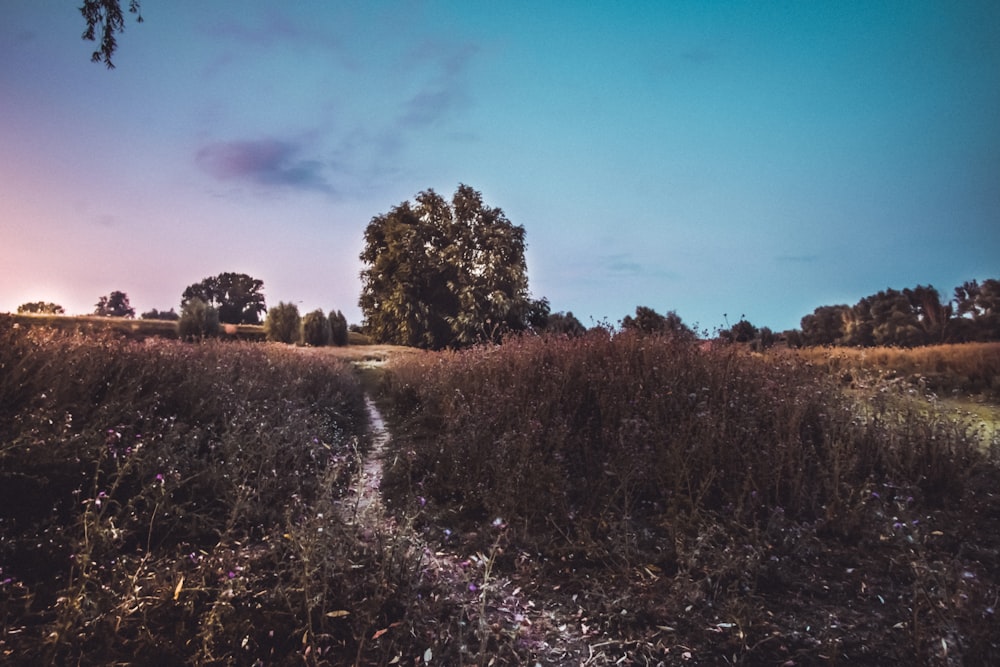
[
  {"xmin": 17, "ymin": 181, "xmax": 997, "ymax": 351},
  {"xmin": 790, "ymin": 280, "xmax": 1000, "ymax": 348}
]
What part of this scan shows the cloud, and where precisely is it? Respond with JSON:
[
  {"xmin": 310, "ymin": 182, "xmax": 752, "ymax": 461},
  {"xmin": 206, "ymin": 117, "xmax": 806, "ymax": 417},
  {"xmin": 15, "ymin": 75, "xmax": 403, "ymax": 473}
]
[
  {"xmin": 397, "ymin": 41, "xmax": 478, "ymax": 129},
  {"xmin": 195, "ymin": 139, "xmax": 332, "ymax": 193}
]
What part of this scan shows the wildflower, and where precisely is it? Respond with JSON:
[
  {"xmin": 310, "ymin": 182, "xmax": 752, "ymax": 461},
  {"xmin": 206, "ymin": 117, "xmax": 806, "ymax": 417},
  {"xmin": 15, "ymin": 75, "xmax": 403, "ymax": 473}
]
[{"xmin": 468, "ymin": 583, "xmax": 478, "ymax": 592}]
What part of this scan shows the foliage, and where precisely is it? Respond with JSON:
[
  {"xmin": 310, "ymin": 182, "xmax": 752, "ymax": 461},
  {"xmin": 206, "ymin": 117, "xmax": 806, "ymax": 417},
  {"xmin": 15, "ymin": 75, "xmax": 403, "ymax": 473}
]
[
  {"xmin": 80, "ymin": 0, "xmax": 142, "ymax": 68},
  {"xmin": 181, "ymin": 272, "xmax": 267, "ymax": 325},
  {"xmin": 359, "ymin": 184, "xmax": 531, "ymax": 349},
  {"xmin": 328, "ymin": 309, "xmax": 349, "ymax": 347},
  {"xmin": 140, "ymin": 307, "xmax": 179, "ymax": 321},
  {"xmin": 621, "ymin": 305, "xmax": 694, "ymax": 340},
  {"xmin": 544, "ymin": 311, "xmax": 587, "ymax": 337},
  {"xmin": 94, "ymin": 290, "xmax": 135, "ymax": 318},
  {"xmin": 0, "ymin": 319, "xmax": 406, "ymax": 664},
  {"xmin": 301, "ymin": 308, "xmax": 332, "ymax": 347},
  {"xmin": 264, "ymin": 301, "xmax": 301, "ymax": 344},
  {"xmin": 17, "ymin": 301, "xmax": 64, "ymax": 315},
  {"xmin": 797, "ymin": 279, "xmax": 1000, "ymax": 347},
  {"xmin": 177, "ymin": 297, "xmax": 219, "ymax": 340},
  {"xmin": 954, "ymin": 279, "xmax": 1000, "ymax": 341}
]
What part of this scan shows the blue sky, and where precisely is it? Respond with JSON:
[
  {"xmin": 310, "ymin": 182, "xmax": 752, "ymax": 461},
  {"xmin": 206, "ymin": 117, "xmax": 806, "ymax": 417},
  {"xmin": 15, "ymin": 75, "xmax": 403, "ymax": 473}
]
[{"xmin": 2, "ymin": 1, "xmax": 998, "ymax": 333}]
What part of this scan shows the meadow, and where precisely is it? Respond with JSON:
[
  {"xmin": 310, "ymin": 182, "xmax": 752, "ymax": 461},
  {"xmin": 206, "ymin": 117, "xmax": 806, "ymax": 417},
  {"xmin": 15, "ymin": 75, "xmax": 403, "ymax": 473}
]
[{"xmin": 2, "ymin": 317, "xmax": 998, "ymax": 665}]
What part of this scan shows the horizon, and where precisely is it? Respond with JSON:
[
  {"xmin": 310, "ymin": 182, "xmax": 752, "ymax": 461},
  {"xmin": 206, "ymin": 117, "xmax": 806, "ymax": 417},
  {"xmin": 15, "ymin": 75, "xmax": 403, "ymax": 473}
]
[{"xmin": 3, "ymin": 2, "xmax": 998, "ymax": 333}]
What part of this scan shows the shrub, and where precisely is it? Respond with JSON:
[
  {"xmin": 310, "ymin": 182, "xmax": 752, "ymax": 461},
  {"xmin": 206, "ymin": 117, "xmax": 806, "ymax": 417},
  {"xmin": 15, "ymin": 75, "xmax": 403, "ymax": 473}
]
[
  {"xmin": 264, "ymin": 301, "xmax": 300, "ymax": 344},
  {"xmin": 329, "ymin": 309, "xmax": 349, "ymax": 346},
  {"xmin": 140, "ymin": 308, "xmax": 179, "ymax": 321},
  {"xmin": 177, "ymin": 297, "xmax": 219, "ymax": 340},
  {"xmin": 301, "ymin": 308, "xmax": 331, "ymax": 346}
]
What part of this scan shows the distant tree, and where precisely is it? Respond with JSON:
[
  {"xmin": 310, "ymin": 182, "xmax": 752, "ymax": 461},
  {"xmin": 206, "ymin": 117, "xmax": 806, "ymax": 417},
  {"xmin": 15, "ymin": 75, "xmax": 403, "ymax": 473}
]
[
  {"xmin": 301, "ymin": 309, "xmax": 331, "ymax": 347},
  {"xmin": 94, "ymin": 290, "xmax": 135, "ymax": 318},
  {"xmin": 328, "ymin": 310, "xmax": 349, "ymax": 347},
  {"xmin": 17, "ymin": 302, "xmax": 65, "ymax": 315},
  {"xmin": 751, "ymin": 326, "xmax": 776, "ymax": 352},
  {"xmin": 80, "ymin": 0, "xmax": 142, "ymax": 68},
  {"xmin": 621, "ymin": 306, "xmax": 694, "ymax": 340},
  {"xmin": 177, "ymin": 297, "xmax": 219, "ymax": 341},
  {"xmin": 545, "ymin": 311, "xmax": 586, "ymax": 337},
  {"xmin": 784, "ymin": 329, "xmax": 804, "ymax": 349},
  {"xmin": 800, "ymin": 305, "xmax": 849, "ymax": 346},
  {"xmin": 954, "ymin": 279, "xmax": 1000, "ymax": 341},
  {"xmin": 727, "ymin": 318, "xmax": 758, "ymax": 344},
  {"xmin": 903, "ymin": 285, "xmax": 953, "ymax": 344},
  {"xmin": 140, "ymin": 308, "xmax": 180, "ymax": 321},
  {"xmin": 359, "ymin": 184, "xmax": 530, "ymax": 349},
  {"xmin": 524, "ymin": 297, "xmax": 551, "ymax": 332},
  {"xmin": 181, "ymin": 273, "xmax": 266, "ymax": 325},
  {"xmin": 265, "ymin": 302, "xmax": 301, "ymax": 344}
]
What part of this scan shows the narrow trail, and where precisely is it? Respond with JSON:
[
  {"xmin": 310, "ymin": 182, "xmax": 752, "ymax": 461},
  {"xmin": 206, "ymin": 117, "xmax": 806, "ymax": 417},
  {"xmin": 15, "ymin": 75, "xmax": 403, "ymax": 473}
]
[{"xmin": 337, "ymin": 389, "xmax": 610, "ymax": 666}]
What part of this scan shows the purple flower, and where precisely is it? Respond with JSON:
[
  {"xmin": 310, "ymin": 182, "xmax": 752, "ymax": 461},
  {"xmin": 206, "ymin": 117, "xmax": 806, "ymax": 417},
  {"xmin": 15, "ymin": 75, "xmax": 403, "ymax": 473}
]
[{"xmin": 468, "ymin": 583, "xmax": 478, "ymax": 592}]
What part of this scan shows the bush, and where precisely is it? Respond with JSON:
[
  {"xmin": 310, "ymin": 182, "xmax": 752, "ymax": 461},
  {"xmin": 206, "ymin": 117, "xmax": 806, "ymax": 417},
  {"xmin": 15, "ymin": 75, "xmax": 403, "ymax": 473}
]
[
  {"xmin": 264, "ymin": 301, "xmax": 300, "ymax": 344},
  {"xmin": 140, "ymin": 308, "xmax": 180, "ymax": 321},
  {"xmin": 177, "ymin": 297, "xmax": 219, "ymax": 340},
  {"xmin": 301, "ymin": 308, "xmax": 331, "ymax": 346}
]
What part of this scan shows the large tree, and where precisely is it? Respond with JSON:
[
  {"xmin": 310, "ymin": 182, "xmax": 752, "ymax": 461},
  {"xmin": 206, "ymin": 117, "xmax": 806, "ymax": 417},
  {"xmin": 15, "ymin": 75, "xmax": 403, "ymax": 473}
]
[
  {"xmin": 181, "ymin": 273, "xmax": 267, "ymax": 325},
  {"xmin": 359, "ymin": 184, "xmax": 530, "ymax": 349}
]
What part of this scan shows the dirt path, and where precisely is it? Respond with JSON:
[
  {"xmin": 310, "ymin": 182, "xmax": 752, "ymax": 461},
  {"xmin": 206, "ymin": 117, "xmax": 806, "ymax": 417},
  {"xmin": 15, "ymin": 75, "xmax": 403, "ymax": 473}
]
[{"xmin": 337, "ymin": 389, "xmax": 612, "ymax": 665}]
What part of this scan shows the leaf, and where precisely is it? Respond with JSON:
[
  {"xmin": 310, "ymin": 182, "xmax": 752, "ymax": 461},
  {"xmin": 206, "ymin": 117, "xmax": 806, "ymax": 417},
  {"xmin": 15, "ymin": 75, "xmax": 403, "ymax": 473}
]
[
  {"xmin": 173, "ymin": 575, "xmax": 184, "ymax": 601},
  {"xmin": 326, "ymin": 610, "xmax": 350, "ymax": 618},
  {"xmin": 372, "ymin": 628, "xmax": 389, "ymax": 640},
  {"xmin": 423, "ymin": 647, "xmax": 433, "ymax": 662}
]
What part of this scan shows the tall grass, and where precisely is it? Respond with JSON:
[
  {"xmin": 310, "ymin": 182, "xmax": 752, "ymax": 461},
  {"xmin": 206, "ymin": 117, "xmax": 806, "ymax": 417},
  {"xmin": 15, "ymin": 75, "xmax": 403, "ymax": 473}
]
[
  {"xmin": 791, "ymin": 341, "xmax": 1000, "ymax": 399},
  {"xmin": 0, "ymin": 317, "xmax": 415, "ymax": 665},
  {"xmin": 379, "ymin": 330, "xmax": 999, "ymax": 662},
  {"xmin": 384, "ymin": 332, "xmax": 987, "ymax": 552}
]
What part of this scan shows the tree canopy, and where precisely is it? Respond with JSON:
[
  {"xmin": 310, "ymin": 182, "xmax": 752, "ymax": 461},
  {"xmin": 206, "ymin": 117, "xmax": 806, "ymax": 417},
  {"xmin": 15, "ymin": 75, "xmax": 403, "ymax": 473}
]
[
  {"xmin": 796, "ymin": 279, "xmax": 1000, "ymax": 347},
  {"xmin": 359, "ymin": 184, "xmax": 531, "ymax": 349},
  {"xmin": 94, "ymin": 290, "xmax": 135, "ymax": 318},
  {"xmin": 181, "ymin": 273, "xmax": 267, "ymax": 325},
  {"xmin": 17, "ymin": 302, "xmax": 65, "ymax": 315}
]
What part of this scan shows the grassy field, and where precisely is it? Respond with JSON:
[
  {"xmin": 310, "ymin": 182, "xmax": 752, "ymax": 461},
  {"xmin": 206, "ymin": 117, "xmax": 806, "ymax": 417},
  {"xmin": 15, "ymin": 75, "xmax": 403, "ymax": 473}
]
[{"xmin": 2, "ymin": 319, "xmax": 998, "ymax": 664}]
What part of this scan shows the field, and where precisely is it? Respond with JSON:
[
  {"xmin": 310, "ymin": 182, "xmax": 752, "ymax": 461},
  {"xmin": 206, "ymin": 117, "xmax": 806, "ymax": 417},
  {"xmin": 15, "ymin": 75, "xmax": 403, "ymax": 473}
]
[{"xmin": 2, "ymin": 318, "xmax": 998, "ymax": 664}]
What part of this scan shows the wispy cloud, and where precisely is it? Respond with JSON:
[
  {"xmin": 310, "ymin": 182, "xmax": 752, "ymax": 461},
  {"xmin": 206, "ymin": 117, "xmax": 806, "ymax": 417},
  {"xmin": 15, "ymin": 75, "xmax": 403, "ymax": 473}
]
[{"xmin": 195, "ymin": 139, "xmax": 332, "ymax": 193}]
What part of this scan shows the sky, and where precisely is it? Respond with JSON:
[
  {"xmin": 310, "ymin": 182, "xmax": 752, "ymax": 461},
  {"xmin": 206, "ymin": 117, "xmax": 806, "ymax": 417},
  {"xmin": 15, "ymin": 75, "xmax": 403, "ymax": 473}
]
[{"xmin": 2, "ymin": 1, "xmax": 998, "ymax": 334}]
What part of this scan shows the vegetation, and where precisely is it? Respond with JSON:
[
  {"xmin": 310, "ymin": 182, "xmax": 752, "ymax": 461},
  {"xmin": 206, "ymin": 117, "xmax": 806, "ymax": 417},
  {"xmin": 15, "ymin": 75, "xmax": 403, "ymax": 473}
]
[
  {"xmin": 177, "ymin": 297, "xmax": 219, "ymax": 341},
  {"xmin": 264, "ymin": 301, "xmax": 301, "ymax": 344},
  {"xmin": 182, "ymin": 272, "xmax": 267, "ymax": 325},
  {"xmin": 0, "ymin": 317, "xmax": 391, "ymax": 665},
  {"xmin": 359, "ymin": 184, "xmax": 533, "ymax": 349},
  {"xmin": 328, "ymin": 309, "xmax": 349, "ymax": 347},
  {"xmin": 797, "ymin": 279, "xmax": 1000, "ymax": 347},
  {"xmin": 140, "ymin": 307, "xmax": 179, "ymax": 321},
  {"xmin": 621, "ymin": 305, "xmax": 695, "ymax": 340},
  {"xmin": 80, "ymin": 0, "xmax": 142, "ymax": 68},
  {"xmin": 301, "ymin": 308, "xmax": 332, "ymax": 347},
  {"xmin": 94, "ymin": 290, "xmax": 135, "ymax": 318},
  {"xmin": 378, "ymin": 331, "xmax": 1000, "ymax": 664},
  {"xmin": 17, "ymin": 302, "xmax": 64, "ymax": 315}
]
